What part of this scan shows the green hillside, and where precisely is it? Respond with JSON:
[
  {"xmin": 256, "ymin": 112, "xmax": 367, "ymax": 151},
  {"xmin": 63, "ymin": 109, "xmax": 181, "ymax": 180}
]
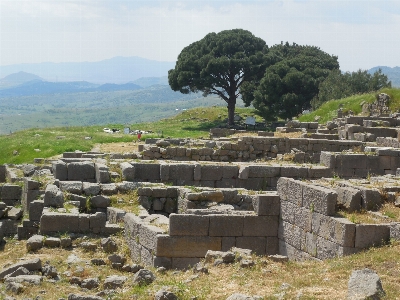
[
  {"xmin": 299, "ymin": 88, "xmax": 400, "ymax": 123},
  {"xmin": 0, "ymin": 106, "xmax": 258, "ymax": 165}
]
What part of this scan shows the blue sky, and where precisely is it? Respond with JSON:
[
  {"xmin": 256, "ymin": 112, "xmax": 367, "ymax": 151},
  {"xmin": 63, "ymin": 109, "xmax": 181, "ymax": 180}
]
[{"xmin": 0, "ymin": 0, "xmax": 399, "ymax": 72}]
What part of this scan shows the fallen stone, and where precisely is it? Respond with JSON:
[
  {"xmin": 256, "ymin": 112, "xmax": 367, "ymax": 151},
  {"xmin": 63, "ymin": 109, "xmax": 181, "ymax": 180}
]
[
  {"xmin": 100, "ymin": 237, "xmax": 118, "ymax": 253},
  {"xmin": 69, "ymin": 276, "xmax": 82, "ymax": 285},
  {"xmin": 268, "ymin": 255, "xmax": 289, "ymax": 263},
  {"xmin": 132, "ymin": 269, "xmax": 156, "ymax": 286},
  {"xmin": 80, "ymin": 277, "xmax": 99, "ymax": 290},
  {"xmin": 154, "ymin": 289, "xmax": 178, "ymax": 300},
  {"xmin": 130, "ymin": 264, "xmax": 144, "ymax": 273},
  {"xmin": 240, "ymin": 260, "xmax": 255, "ymax": 268},
  {"xmin": 347, "ymin": 268, "xmax": 385, "ymax": 300},
  {"xmin": 26, "ymin": 235, "xmax": 44, "ymax": 251},
  {"xmin": 226, "ymin": 294, "xmax": 258, "ymax": 300},
  {"xmin": 103, "ymin": 275, "xmax": 127, "ymax": 289},
  {"xmin": 66, "ymin": 254, "xmax": 81, "ymax": 264},
  {"xmin": 0, "ymin": 258, "xmax": 42, "ymax": 279},
  {"xmin": 6, "ymin": 207, "xmax": 23, "ymax": 220},
  {"xmin": 4, "ymin": 274, "xmax": 43, "ymax": 285},
  {"xmin": 60, "ymin": 237, "xmax": 72, "ymax": 248},
  {"xmin": 80, "ymin": 242, "xmax": 97, "ymax": 251},
  {"xmin": 44, "ymin": 237, "xmax": 61, "ymax": 248},
  {"xmin": 222, "ymin": 252, "xmax": 236, "ymax": 263},
  {"xmin": 5, "ymin": 281, "xmax": 24, "ymax": 294},
  {"xmin": 193, "ymin": 263, "xmax": 208, "ymax": 274},
  {"xmin": 67, "ymin": 294, "xmax": 104, "ymax": 300},
  {"xmin": 108, "ymin": 253, "xmax": 126, "ymax": 265},
  {"xmin": 4, "ymin": 267, "xmax": 30, "ymax": 278},
  {"xmin": 42, "ymin": 264, "xmax": 58, "ymax": 278},
  {"xmin": 91, "ymin": 258, "xmax": 106, "ymax": 266}
]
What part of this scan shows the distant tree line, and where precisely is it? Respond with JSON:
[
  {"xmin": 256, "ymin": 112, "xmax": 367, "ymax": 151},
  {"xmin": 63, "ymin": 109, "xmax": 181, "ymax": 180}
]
[{"xmin": 168, "ymin": 29, "xmax": 391, "ymax": 124}]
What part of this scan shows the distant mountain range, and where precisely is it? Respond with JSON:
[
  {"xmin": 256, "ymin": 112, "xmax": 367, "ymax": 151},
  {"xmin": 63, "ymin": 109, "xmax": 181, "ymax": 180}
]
[{"xmin": 0, "ymin": 56, "xmax": 175, "ymax": 84}]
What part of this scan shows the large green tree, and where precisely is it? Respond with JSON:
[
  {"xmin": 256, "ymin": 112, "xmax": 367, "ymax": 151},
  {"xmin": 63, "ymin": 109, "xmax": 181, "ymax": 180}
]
[
  {"xmin": 168, "ymin": 29, "xmax": 269, "ymax": 126},
  {"xmin": 242, "ymin": 42, "xmax": 339, "ymax": 121}
]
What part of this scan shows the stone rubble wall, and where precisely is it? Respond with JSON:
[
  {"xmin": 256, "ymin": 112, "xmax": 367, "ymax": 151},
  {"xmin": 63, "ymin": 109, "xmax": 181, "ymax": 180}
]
[
  {"xmin": 320, "ymin": 149, "xmax": 400, "ymax": 177},
  {"xmin": 140, "ymin": 137, "xmax": 363, "ymax": 163},
  {"xmin": 121, "ymin": 161, "xmax": 333, "ymax": 190},
  {"xmin": 276, "ymin": 177, "xmax": 390, "ymax": 261},
  {"xmin": 124, "ymin": 192, "xmax": 280, "ymax": 269},
  {"xmin": 52, "ymin": 160, "xmax": 110, "ymax": 183}
]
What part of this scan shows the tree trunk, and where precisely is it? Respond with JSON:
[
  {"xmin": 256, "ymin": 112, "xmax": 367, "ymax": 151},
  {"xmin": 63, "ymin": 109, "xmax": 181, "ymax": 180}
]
[{"xmin": 227, "ymin": 97, "xmax": 236, "ymax": 126}]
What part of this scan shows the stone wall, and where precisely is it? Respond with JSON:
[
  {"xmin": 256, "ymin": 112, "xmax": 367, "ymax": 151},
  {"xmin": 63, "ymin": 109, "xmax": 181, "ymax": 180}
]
[
  {"xmin": 277, "ymin": 177, "xmax": 390, "ymax": 261},
  {"xmin": 124, "ymin": 192, "xmax": 280, "ymax": 269},
  {"xmin": 140, "ymin": 137, "xmax": 363, "ymax": 163},
  {"xmin": 320, "ymin": 149, "xmax": 400, "ymax": 177},
  {"xmin": 121, "ymin": 161, "xmax": 333, "ymax": 190}
]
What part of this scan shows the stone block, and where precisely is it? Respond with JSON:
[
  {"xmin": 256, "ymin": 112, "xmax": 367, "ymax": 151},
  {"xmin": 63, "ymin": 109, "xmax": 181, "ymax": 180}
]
[
  {"xmin": 280, "ymin": 166, "xmax": 308, "ymax": 178},
  {"xmin": 278, "ymin": 240, "xmax": 312, "ymax": 261},
  {"xmin": 276, "ymin": 177, "xmax": 289, "ymax": 201},
  {"xmin": 221, "ymin": 237, "xmax": 236, "ymax": 251},
  {"xmin": 222, "ymin": 166, "xmax": 239, "ymax": 179},
  {"xmin": 24, "ymin": 178, "xmax": 40, "ymax": 191},
  {"xmin": 153, "ymin": 256, "xmax": 172, "ymax": 269},
  {"xmin": 100, "ymin": 183, "xmax": 118, "ymax": 195},
  {"xmin": 236, "ymin": 236, "xmax": 267, "ymax": 255},
  {"xmin": 209, "ymin": 215, "xmax": 244, "ymax": 237},
  {"xmin": 355, "ymin": 224, "xmax": 390, "ymax": 248},
  {"xmin": 280, "ymin": 200, "xmax": 297, "ymax": 224},
  {"xmin": 139, "ymin": 224, "xmax": 165, "ymax": 251},
  {"xmin": 201, "ymin": 165, "xmax": 223, "ymax": 181},
  {"xmin": 266, "ymin": 236, "xmax": 279, "ymax": 255},
  {"xmin": 95, "ymin": 163, "xmax": 110, "ymax": 183},
  {"xmin": 356, "ymin": 187, "xmax": 382, "ymax": 211},
  {"xmin": 82, "ymin": 182, "xmax": 101, "ymax": 196},
  {"xmin": 171, "ymin": 257, "xmax": 201, "ymax": 270},
  {"xmin": 120, "ymin": 162, "xmax": 134, "ymax": 181},
  {"xmin": 1, "ymin": 184, "xmax": 22, "ymax": 200},
  {"xmin": 52, "ymin": 160, "xmax": 68, "ymax": 181},
  {"xmin": 335, "ymin": 186, "xmax": 362, "ymax": 212},
  {"xmin": 59, "ymin": 181, "xmax": 83, "ymax": 194},
  {"xmin": 68, "ymin": 162, "xmax": 95, "ymax": 181},
  {"xmin": 22, "ymin": 190, "xmax": 41, "ymax": 212},
  {"xmin": 107, "ymin": 207, "xmax": 126, "ymax": 224},
  {"xmin": 79, "ymin": 214, "xmax": 90, "ymax": 232},
  {"xmin": 316, "ymin": 236, "xmax": 340, "ymax": 260},
  {"xmin": 278, "ymin": 221, "xmax": 306, "ymax": 251},
  {"xmin": 156, "ymin": 235, "xmax": 222, "ymax": 257},
  {"xmin": 312, "ymin": 213, "xmax": 355, "ymax": 247},
  {"xmin": 152, "ymin": 187, "xmax": 168, "ymax": 198},
  {"xmin": 253, "ymin": 193, "xmax": 280, "ymax": 216},
  {"xmin": 302, "ymin": 184, "xmax": 337, "ymax": 216},
  {"xmin": 0, "ymin": 165, "xmax": 6, "ymax": 183},
  {"xmin": 168, "ymin": 164, "xmax": 194, "ymax": 181},
  {"xmin": 40, "ymin": 212, "xmax": 80, "ymax": 234},
  {"xmin": 216, "ymin": 179, "xmax": 237, "ymax": 188},
  {"xmin": 169, "ymin": 214, "xmax": 209, "ymax": 236},
  {"xmin": 0, "ymin": 219, "xmax": 18, "ymax": 236},
  {"xmin": 43, "ymin": 184, "xmax": 64, "ymax": 208},
  {"xmin": 320, "ymin": 152, "xmax": 336, "ymax": 168},
  {"xmin": 89, "ymin": 212, "xmax": 107, "ymax": 231},
  {"xmin": 294, "ymin": 206, "xmax": 312, "ymax": 232},
  {"xmin": 238, "ymin": 166, "xmax": 249, "ymax": 179},
  {"xmin": 287, "ymin": 178, "xmax": 303, "ymax": 206},
  {"xmin": 243, "ymin": 215, "xmax": 278, "ymax": 237},
  {"xmin": 90, "ymin": 195, "xmax": 110, "ymax": 208},
  {"xmin": 29, "ymin": 200, "xmax": 44, "ymax": 221},
  {"xmin": 248, "ymin": 165, "xmax": 280, "ymax": 178}
]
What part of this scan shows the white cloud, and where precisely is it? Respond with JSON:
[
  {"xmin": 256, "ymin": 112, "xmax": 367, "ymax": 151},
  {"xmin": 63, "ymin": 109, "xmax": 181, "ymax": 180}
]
[{"xmin": 0, "ymin": 0, "xmax": 399, "ymax": 71}]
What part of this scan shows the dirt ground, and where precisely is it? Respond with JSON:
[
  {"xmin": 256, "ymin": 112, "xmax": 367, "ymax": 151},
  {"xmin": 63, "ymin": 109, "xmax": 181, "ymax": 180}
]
[{"xmin": 92, "ymin": 142, "xmax": 144, "ymax": 153}]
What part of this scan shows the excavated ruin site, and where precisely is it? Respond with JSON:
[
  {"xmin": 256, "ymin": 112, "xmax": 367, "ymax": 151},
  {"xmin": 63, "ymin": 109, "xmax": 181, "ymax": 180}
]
[{"xmin": 0, "ymin": 93, "xmax": 399, "ymax": 298}]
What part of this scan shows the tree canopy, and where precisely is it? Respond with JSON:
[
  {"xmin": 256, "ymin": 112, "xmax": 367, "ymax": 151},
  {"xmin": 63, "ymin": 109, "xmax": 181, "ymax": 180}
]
[
  {"xmin": 168, "ymin": 29, "xmax": 269, "ymax": 125},
  {"xmin": 242, "ymin": 42, "xmax": 340, "ymax": 121},
  {"xmin": 315, "ymin": 68, "xmax": 391, "ymax": 108}
]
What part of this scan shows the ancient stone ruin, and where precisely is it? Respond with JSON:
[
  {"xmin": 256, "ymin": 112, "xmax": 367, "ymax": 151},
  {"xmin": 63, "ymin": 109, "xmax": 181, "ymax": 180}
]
[{"xmin": 2, "ymin": 102, "xmax": 400, "ymax": 271}]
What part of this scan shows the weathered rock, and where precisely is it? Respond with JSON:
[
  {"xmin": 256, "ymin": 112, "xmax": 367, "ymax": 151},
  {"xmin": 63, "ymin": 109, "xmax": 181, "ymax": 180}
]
[
  {"xmin": 60, "ymin": 237, "xmax": 72, "ymax": 248},
  {"xmin": 103, "ymin": 275, "xmax": 127, "ymax": 289},
  {"xmin": 222, "ymin": 252, "xmax": 236, "ymax": 263},
  {"xmin": 44, "ymin": 237, "xmax": 61, "ymax": 248},
  {"xmin": 91, "ymin": 258, "xmax": 106, "ymax": 266},
  {"xmin": 80, "ymin": 277, "xmax": 99, "ymax": 290},
  {"xmin": 130, "ymin": 264, "xmax": 144, "ymax": 273},
  {"xmin": 0, "ymin": 258, "xmax": 42, "ymax": 279},
  {"xmin": 347, "ymin": 268, "xmax": 385, "ymax": 300},
  {"xmin": 6, "ymin": 207, "xmax": 23, "ymax": 220},
  {"xmin": 226, "ymin": 294, "xmax": 258, "ymax": 300},
  {"xmin": 4, "ymin": 267, "xmax": 30, "ymax": 278},
  {"xmin": 80, "ymin": 242, "xmax": 97, "ymax": 251},
  {"xmin": 66, "ymin": 254, "xmax": 81, "ymax": 264},
  {"xmin": 193, "ymin": 263, "xmax": 208, "ymax": 274},
  {"xmin": 5, "ymin": 281, "xmax": 24, "ymax": 294},
  {"xmin": 44, "ymin": 184, "xmax": 64, "ymax": 208},
  {"xmin": 240, "ymin": 260, "xmax": 255, "ymax": 268},
  {"xmin": 154, "ymin": 289, "xmax": 178, "ymax": 300},
  {"xmin": 108, "ymin": 253, "xmax": 126, "ymax": 265},
  {"xmin": 69, "ymin": 276, "xmax": 82, "ymax": 285},
  {"xmin": 100, "ymin": 237, "xmax": 118, "ymax": 253},
  {"xmin": 67, "ymin": 294, "xmax": 104, "ymax": 300},
  {"xmin": 26, "ymin": 235, "xmax": 44, "ymax": 251},
  {"xmin": 42, "ymin": 264, "xmax": 58, "ymax": 278},
  {"xmin": 5, "ymin": 275, "xmax": 43, "ymax": 285},
  {"xmin": 132, "ymin": 269, "xmax": 156, "ymax": 286}
]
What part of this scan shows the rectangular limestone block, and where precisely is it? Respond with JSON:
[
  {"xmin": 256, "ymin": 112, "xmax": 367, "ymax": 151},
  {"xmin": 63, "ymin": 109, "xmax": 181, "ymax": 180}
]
[
  {"xmin": 171, "ymin": 257, "xmax": 201, "ymax": 270},
  {"xmin": 52, "ymin": 160, "xmax": 68, "ymax": 181},
  {"xmin": 222, "ymin": 166, "xmax": 239, "ymax": 179},
  {"xmin": 280, "ymin": 200, "xmax": 297, "ymax": 224},
  {"xmin": 294, "ymin": 206, "xmax": 312, "ymax": 232},
  {"xmin": 312, "ymin": 213, "xmax": 355, "ymax": 247},
  {"xmin": 0, "ymin": 165, "xmax": 6, "ymax": 183},
  {"xmin": 302, "ymin": 184, "xmax": 337, "ymax": 216},
  {"xmin": 243, "ymin": 215, "xmax": 278, "ymax": 237},
  {"xmin": 156, "ymin": 235, "xmax": 221, "ymax": 257},
  {"xmin": 316, "ymin": 236, "xmax": 340, "ymax": 260},
  {"xmin": 266, "ymin": 236, "xmax": 279, "ymax": 255},
  {"xmin": 40, "ymin": 212, "xmax": 80, "ymax": 234},
  {"xmin": 355, "ymin": 224, "xmax": 390, "ymax": 248},
  {"xmin": 335, "ymin": 186, "xmax": 362, "ymax": 212},
  {"xmin": 124, "ymin": 213, "xmax": 143, "ymax": 239},
  {"xmin": 336, "ymin": 154, "xmax": 367, "ymax": 169},
  {"xmin": 29, "ymin": 200, "xmax": 44, "ymax": 221},
  {"xmin": 320, "ymin": 152, "xmax": 336, "ymax": 169},
  {"xmin": 247, "ymin": 165, "xmax": 280, "ymax": 178},
  {"xmin": 278, "ymin": 221, "xmax": 306, "ymax": 251},
  {"xmin": 139, "ymin": 224, "xmax": 165, "ymax": 251},
  {"xmin": 201, "ymin": 165, "xmax": 223, "ymax": 181},
  {"xmin": 169, "ymin": 214, "xmax": 209, "ymax": 236},
  {"xmin": 221, "ymin": 237, "xmax": 236, "ymax": 251},
  {"xmin": 67, "ymin": 162, "xmax": 95, "ymax": 181},
  {"xmin": 278, "ymin": 240, "xmax": 313, "ymax": 261},
  {"xmin": 286, "ymin": 178, "xmax": 303, "ymax": 206},
  {"xmin": 78, "ymin": 214, "xmax": 90, "ymax": 232},
  {"xmin": 134, "ymin": 162, "xmax": 161, "ymax": 181},
  {"xmin": 253, "ymin": 193, "xmax": 280, "ymax": 216},
  {"xmin": 280, "ymin": 166, "xmax": 308, "ymax": 178},
  {"xmin": 168, "ymin": 164, "xmax": 194, "ymax": 181},
  {"xmin": 153, "ymin": 257, "xmax": 172, "ymax": 269},
  {"xmin": 1, "ymin": 184, "xmax": 22, "ymax": 200},
  {"xmin": 236, "ymin": 236, "xmax": 267, "ymax": 255},
  {"xmin": 209, "ymin": 215, "xmax": 244, "ymax": 237}
]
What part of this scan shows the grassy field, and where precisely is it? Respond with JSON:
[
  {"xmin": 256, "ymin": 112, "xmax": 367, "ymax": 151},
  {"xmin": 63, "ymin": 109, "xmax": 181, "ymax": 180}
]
[
  {"xmin": 0, "ymin": 106, "xmax": 260, "ymax": 164},
  {"xmin": 299, "ymin": 88, "xmax": 400, "ymax": 123}
]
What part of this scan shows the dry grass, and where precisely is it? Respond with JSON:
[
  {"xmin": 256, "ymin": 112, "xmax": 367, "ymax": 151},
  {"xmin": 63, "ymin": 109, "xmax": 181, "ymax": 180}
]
[
  {"xmin": 94, "ymin": 142, "xmax": 143, "ymax": 153},
  {"xmin": 2, "ymin": 236, "xmax": 400, "ymax": 299}
]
